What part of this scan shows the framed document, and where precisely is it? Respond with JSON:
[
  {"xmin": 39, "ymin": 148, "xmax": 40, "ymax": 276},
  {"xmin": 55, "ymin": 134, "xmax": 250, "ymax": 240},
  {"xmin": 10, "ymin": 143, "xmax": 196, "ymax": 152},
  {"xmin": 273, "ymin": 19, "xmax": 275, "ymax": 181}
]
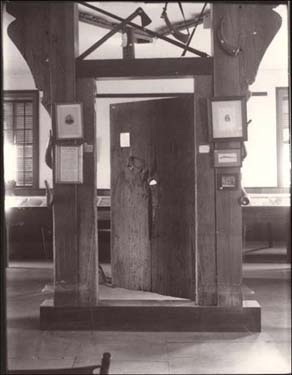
[
  {"xmin": 217, "ymin": 172, "xmax": 239, "ymax": 191},
  {"xmin": 208, "ymin": 96, "xmax": 247, "ymax": 141},
  {"xmin": 55, "ymin": 103, "xmax": 83, "ymax": 140},
  {"xmin": 55, "ymin": 145, "xmax": 83, "ymax": 184},
  {"xmin": 214, "ymin": 148, "xmax": 242, "ymax": 167}
]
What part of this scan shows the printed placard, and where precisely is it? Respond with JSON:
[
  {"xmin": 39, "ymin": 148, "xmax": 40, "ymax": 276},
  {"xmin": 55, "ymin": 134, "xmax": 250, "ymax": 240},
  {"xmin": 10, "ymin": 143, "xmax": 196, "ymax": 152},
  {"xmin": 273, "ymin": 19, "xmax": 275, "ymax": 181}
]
[{"xmin": 214, "ymin": 148, "xmax": 241, "ymax": 167}]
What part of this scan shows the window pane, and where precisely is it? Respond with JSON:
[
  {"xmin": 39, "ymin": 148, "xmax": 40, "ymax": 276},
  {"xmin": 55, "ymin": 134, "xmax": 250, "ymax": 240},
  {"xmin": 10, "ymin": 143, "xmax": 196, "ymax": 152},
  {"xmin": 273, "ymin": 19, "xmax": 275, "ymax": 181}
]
[
  {"xmin": 16, "ymin": 145, "xmax": 24, "ymax": 158},
  {"xmin": 25, "ymin": 130, "xmax": 33, "ymax": 143},
  {"xmin": 15, "ymin": 116, "xmax": 24, "ymax": 128},
  {"xmin": 4, "ymin": 116, "xmax": 13, "ymax": 129},
  {"xmin": 4, "ymin": 102, "xmax": 13, "ymax": 116},
  {"xmin": 24, "ymin": 172, "xmax": 33, "ymax": 186},
  {"xmin": 25, "ymin": 102, "xmax": 33, "ymax": 115},
  {"xmin": 17, "ymin": 158, "xmax": 24, "ymax": 170},
  {"xmin": 23, "ymin": 158, "xmax": 33, "ymax": 171},
  {"xmin": 4, "ymin": 130, "xmax": 14, "ymax": 144},
  {"xmin": 25, "ymin": 116, "xmax": 33, "ymax": 129},
  {"xmin": 24, "ymin": 145, "xmax": 33, "ymax": 158},
  {"xmin": 16, "ymin": 171, "xmax": 24, "ymax": 186},
  {"xmin": 15, "ymin": 130, "xmax": 25, "ymax": 144},
  {"xmin": 282, "ymin": 144, "xmax": 291, "ymax": 186},
  {"xmin": 282, "ymin": 113, "xmax": 289, "ymax": 129},
  {"xmin": 15, "ymin": 103, "xmax": 24, "ymax": 115},
  {"xmin": 4, "ymin": 93, "xmax": 37, "ymax": 189}
]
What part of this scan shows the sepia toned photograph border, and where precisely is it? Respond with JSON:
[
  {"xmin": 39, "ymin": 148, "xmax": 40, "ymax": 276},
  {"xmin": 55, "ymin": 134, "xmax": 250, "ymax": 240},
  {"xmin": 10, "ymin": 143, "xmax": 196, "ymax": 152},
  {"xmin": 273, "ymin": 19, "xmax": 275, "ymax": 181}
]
[{"xmin": 1, "ymin": 1, "xmax": 291, "ymax": 374}]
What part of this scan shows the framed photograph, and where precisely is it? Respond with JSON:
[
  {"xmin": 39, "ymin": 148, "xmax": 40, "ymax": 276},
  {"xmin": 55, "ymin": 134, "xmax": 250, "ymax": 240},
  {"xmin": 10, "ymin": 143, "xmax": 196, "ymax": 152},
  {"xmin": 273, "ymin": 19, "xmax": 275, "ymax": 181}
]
[
  {"xmin": 214, "ymin": 148, "xmax": 242, "ymax": 168},
  {"xmin": 217, "ymin": 172, "xmax": 239, "ymax": 191},
  {"xmin": 55, "ymin": 145, "xmax": 83, "ymax": 184},
  {"xmin": 55, "ymin": 103, "xmax": 83, "ymax": 140},
  {"xmin": 208, "ymin": 96, "xmax": 247, "ymax": 141}
]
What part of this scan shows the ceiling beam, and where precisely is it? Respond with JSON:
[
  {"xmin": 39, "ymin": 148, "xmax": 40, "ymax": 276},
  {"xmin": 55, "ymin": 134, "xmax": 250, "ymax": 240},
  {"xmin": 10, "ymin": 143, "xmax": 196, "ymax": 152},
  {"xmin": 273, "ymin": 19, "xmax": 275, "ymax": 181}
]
[{"xmin": 76, "ymin": 57, "xmax": 213, "ymax": 78}]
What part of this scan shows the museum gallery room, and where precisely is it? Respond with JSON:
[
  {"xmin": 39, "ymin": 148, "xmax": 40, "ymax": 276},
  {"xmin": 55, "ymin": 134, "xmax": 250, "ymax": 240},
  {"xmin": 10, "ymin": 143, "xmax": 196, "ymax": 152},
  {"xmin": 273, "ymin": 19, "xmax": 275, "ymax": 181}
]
[{"xmin": 1, "ymin": 1, "xmax": 291, "ymax": 374}]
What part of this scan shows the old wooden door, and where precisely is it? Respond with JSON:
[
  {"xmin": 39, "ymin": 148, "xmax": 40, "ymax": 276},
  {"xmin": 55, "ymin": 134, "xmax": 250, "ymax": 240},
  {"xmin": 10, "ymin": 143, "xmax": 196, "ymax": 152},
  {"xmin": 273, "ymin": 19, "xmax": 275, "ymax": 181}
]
[{"xmin": 110, "ymin": 96, "xmax": 195, "ymax": 298}]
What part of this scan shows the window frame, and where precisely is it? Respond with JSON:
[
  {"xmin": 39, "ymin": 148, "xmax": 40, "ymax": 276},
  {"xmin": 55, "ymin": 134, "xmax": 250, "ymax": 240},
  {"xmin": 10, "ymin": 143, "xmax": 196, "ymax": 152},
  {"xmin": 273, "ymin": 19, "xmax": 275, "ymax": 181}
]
[
  {"xmin": 245, "ymin": 89, "xmax": 290, "ymax": 194},
  {"xmin": 3, "ymin": 90, "xmax": 39, "ymax": 193},
  {"xmin": 276, "ymin": 86, "xmax": 290, "ymax": 188}
]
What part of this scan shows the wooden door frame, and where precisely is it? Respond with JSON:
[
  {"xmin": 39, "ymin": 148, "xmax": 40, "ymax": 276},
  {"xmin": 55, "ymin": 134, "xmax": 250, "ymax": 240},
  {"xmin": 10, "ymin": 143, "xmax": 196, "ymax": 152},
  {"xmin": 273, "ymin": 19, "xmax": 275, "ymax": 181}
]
[
  {"xmin": 96, "ymin": 70, "xmax": 213, "ymax": 305},
  {"xmin": 81, "ymin": 58, "xmax": 214, "ymax": 304}
]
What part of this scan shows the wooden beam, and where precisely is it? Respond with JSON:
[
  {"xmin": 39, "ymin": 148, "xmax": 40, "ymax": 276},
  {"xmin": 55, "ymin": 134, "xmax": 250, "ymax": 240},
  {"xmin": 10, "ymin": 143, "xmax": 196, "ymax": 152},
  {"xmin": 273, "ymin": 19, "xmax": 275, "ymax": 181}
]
[
  {"xmin": 76, "ymin": 79, "xmax": 98, "ymax": 305},
  {"xmin": 76, "ymin": 57, "xmax": 213, "ymax": 78},
  {"xmin": 194, "ymin": 76, "xmax": 217, "ymax": 306},
  {"xmin": 122, "ymin": 27, "xmax": 135, "ymax": 60},
  {"xmin": 49, "ymin": 2, "xmax": 80, "ymax": 306},
  {"xmin": 212, "ymin": 4, "xmax": 244, "ymax": 308},
  {"xmin": 211, "ymin": 3, "xmax": 281, "ymax": 307},
  {"xmin": 6, "ymin": 2, "xmax": 99, "ymax": 306}
]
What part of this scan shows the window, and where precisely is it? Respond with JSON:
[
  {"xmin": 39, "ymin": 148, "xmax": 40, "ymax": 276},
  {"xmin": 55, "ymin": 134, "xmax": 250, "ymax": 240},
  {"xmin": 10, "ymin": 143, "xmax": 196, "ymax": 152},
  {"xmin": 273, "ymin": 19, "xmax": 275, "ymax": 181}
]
[
  {"xmin": 276, "ymin": 87, "xmax": 290, "ymax": 187},
  {"xmin": 3, "ymin": 90, "xmax": 39, "ymax": 189}
]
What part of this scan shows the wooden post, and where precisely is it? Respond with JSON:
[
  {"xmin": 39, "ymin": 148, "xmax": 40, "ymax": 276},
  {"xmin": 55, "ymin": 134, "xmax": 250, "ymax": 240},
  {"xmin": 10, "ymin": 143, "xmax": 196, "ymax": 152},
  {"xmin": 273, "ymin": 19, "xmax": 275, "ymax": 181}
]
[
  {"xmin": 6, "ymin": 2, "xmax": 99, "ymax": 306},
  {"xmin": 194, "ymin": 76, "xmax": 217, "ymax": 306},
  {"xmin": 49, "ymin": 2, "xmax": 80, "ymax": 306},
  {"xmin": 211, "ymin": 3, "xmax": 281, "ymax": 307},
  {"xmin": 211, "ymin": 4, "xmax": 243, "ymax": 307},
  {"xmin": 122, "ymin": 27, "xmax": 135, "ymax": 59},
  {"xmin": 76, "ymin": 79, "xmax": 98, "ymax": 305}
]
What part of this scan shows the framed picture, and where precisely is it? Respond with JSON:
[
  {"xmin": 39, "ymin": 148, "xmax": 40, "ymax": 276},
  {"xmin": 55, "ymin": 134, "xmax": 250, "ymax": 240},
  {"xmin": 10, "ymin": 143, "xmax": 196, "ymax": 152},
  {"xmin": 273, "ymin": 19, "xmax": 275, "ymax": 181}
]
[
  {"xmin": 55, "ymin": 145, "xmax": 83, "ymax": 184},
  {"xmin": 214, "ymin": 148, "xmax": 242, "ymax": 167},
  {"xmin": 208, "ymin": 96, "xmax": 247, "ymax": 141},
  {"xmin": 55, "ymin": 103, "xmax": 83, "ymax": 140},
  {"xmin": 217, "ymin": 172, "xmax": 239, "ymax": 191}
]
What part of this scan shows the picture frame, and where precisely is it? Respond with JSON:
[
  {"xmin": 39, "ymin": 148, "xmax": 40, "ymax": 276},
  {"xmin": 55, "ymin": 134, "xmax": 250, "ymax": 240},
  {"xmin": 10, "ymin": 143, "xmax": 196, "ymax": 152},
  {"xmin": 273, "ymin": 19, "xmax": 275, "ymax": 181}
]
[
  {"xmin": 217, "ymin": 172, "xmax": 239, "ymax": 191},
  {"xmin": 214, "ymin": 148, "xmax": 242, "ymax": 168},
  {"xmin": 208, "ymin": 96, "xmax": 247, "ymax": 141},
  {"xmin": 55, "ymin": 103, "xmax": 83, "ymax": 140},
  {"xmin": 55, "ymin": 145, "xmax": 83, "ymax": 184}
]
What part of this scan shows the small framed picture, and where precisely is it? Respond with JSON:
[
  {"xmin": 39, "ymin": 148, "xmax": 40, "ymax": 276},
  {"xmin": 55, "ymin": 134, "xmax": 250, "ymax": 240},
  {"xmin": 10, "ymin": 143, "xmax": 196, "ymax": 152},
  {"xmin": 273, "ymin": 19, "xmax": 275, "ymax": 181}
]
[
  {"xmin": 214, "ymin": 148, "xmax": 242, "ymax": 168},
  {"xmin": 208, "ymin": 96, "xmax": 247, "ymax": 141},
  {"xmin": 217, "ymin": 172, "xmax": 239, "ymax": 191},
  {"xmin": 55, "ymin": 145, "xmax": 83, "ymax": 184},
  {"xmin": 55, "ymin": 103, "xmax": 83, "ymax": 140}
]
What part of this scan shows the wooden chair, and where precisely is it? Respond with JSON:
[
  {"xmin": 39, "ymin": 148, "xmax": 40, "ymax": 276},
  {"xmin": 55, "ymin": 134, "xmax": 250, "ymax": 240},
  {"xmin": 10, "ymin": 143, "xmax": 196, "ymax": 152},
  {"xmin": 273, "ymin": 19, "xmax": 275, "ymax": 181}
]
[{"xmin": 7, "ymin": 352, "xmax": 111, "ymax": 375}]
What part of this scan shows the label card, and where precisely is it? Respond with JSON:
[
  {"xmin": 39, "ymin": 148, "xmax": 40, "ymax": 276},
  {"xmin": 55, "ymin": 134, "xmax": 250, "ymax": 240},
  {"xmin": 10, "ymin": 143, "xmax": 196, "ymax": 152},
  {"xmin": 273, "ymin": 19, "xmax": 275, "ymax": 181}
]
[{"xmin": 120, "ymin": 132, "xmax": 130, "ymax": 148}]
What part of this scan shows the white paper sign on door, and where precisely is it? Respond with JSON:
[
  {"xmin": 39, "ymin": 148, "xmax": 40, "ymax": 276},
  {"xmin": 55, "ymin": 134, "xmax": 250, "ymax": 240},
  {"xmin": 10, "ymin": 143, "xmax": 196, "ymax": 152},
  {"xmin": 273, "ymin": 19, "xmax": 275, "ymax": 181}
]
[{"xmin": 120, "ymin": 132, "xmax": 130, "ymax": 147}]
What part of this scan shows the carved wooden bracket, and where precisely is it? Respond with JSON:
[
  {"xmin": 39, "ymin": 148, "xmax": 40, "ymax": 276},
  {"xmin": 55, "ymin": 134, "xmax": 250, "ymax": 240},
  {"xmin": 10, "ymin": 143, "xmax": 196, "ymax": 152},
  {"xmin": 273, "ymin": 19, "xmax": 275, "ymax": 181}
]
[
  {"xmin": 238, "ymin": 5, "xmax": 282, "ymax": 93},
  {"xmin": 215, "ymin": 4, "xmax": 282, "ymax": 95},
  {"xmin": 6, "ymin": 2, "xmax": 51, "ymax": 114}
]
